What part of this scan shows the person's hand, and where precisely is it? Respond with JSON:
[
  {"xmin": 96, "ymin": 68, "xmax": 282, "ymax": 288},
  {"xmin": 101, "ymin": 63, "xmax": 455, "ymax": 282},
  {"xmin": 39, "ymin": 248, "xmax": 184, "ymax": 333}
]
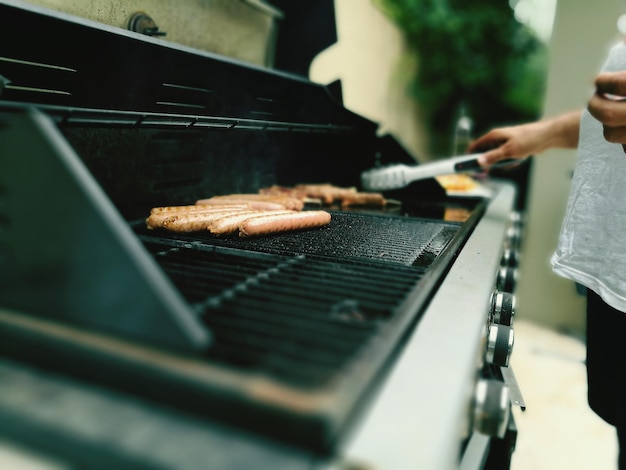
[
  {"xmin": 468, "ymin": 110, "xmax": 581, "ymax": 168},
  {"xmin": 588, "ymin": 71, "xmax": 626, "ymax": 152},
  {"xmin": 467, "ymin": 121, "xmax": 553, "ymax": 167}
]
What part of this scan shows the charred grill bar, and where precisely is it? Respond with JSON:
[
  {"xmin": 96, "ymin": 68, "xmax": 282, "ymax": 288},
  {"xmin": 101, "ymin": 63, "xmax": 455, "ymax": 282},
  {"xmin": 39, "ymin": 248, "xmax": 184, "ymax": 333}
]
[{"xmin": 0, "ymin": 1, "xmax": 522, "ymax": 469}]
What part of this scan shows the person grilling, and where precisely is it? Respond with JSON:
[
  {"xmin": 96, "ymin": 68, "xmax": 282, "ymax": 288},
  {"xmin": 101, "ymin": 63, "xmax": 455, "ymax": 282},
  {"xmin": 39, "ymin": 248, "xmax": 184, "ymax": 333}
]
[{"xmin": 468, "ymin": 39, "xmax": 626, "ymax": 470}]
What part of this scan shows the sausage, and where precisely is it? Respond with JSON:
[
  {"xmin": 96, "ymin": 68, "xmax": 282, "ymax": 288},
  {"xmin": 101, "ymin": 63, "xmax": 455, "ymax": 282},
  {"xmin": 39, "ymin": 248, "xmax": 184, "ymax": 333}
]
[
  {"xmin": 150, "ymin": 203, "xmax": 249, "ymax": 215},
  {"xmin": 196, "ymin": 198, "xmax": 288, "ymax": 211},
  {"xmin": 258, "ymin": 185, "xmax": 322, "ymax": 205},
  {"xmin": 239, "ymin": 210, "xmax": 331, "ymax": 237},
  {"xmin": 146, "ymin": 206, "xmax": 249, "ymax": 230},
  {"xmin": 159, "ymin": 209, "xmax": 252, "ymax": 232},
  {"xmin": 293, "ymin": 184, "xmax": 356, "ymax": 205},
  {"xmin": 197, "ymin": 194, "xmax": 304, "ymax": 211},
  {"xmin": 340, "ymin": 192, "xmax": 386, "ymax": 208},
  {"xmin": 208, "ymin": 210, "xmax": 294, "ymax": 235},
  {"xmin": 258, "ymin": 185, "xmax": 307, "ymax": 199}
]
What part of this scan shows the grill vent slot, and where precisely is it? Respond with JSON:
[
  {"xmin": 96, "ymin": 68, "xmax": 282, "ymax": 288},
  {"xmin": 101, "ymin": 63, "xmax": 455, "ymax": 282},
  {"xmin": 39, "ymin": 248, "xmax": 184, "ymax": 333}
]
[{"xmin": 0, "ymin": 55, "xmax": 76, "ymax": 99}]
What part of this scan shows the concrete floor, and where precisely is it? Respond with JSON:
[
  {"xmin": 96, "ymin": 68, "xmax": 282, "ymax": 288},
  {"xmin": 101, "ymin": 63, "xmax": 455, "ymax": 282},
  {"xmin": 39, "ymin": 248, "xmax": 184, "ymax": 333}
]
[{"xmin": 510, "ymin": 319, "xmax": 618, "ymax": 470}]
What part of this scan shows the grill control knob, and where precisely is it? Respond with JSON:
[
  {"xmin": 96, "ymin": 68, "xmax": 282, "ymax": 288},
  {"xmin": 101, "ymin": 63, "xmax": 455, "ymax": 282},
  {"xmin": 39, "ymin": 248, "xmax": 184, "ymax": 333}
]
[
  {"xmin": 506, "ymin": 225, "xmax": 522, "ymax": 250},
  {"xmin": 490, "ymin": 292, "xmax": 516, "ymax": 326},
  {"xmin": 501, "ymin": 248, "xmax": 519, "ymax": 268},
  {"xmin": 506, "ymin": 225, "xmax": 522, "ymax": 246},
  {"xmin": 509, "ymin": 211, "xmax": 524, "ymax": 227},
  {"xmin": 496, "ymin": 266, "xmax": 517, "ymax": 293},
  {"xmin": 486, "ymin": 324, "xmax": 514, "ymax": 367},
  {"xmin": 473, "ymin": 378, "xmax": 511, "ymax": 438}
]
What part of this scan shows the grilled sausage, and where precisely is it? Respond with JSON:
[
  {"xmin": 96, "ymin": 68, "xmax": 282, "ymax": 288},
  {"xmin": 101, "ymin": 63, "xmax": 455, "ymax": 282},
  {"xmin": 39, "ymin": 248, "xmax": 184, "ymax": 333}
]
[
  {"xmin": 146, "ymin": 206, "xmax": 249, "ymax": 230},
  {"xmin": 340, "ymin": 192, "xmax": 386, "ymax": 208},
  {"xmin": 159, "ymin": 209, "xmax": 253, "ymax": 232},
  {"xmin": 258, "ymin": 185, "xmax": 322, "ymax": 205},
  {"xmin": 293, "ymin": 184, "xmax": 357, "ymax": 205},
  {"xmin": 197, "ymin": 194, "xmax": 304, "ymax": 211},
  {"xmin": 239, "ymin": 210, "xmax": 331, "ymax": 237},
  {"xmin": 258, "ymin": 185, "xmax": 309, "ymax": 199},
  {"xmin": 196, "ymin": 198, "xmax": 289, "ymax": 211},
  {"xmin": 150, "ymin": 204, "xmax": 249, "ymax": 215},
  {"xmin": 208, "ymin": 210, "xmax": 294, "ymax": 235}
]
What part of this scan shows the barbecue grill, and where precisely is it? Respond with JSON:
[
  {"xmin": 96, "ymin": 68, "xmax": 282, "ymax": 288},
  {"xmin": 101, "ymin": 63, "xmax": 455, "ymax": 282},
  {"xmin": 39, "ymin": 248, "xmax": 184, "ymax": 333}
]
[{"xmin": 0, "ymin": 1, "xmax": 524, "ymax": 468}]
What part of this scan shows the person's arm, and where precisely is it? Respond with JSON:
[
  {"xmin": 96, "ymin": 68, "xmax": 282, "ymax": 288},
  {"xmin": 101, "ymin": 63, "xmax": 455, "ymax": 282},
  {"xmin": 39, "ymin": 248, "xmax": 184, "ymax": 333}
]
[
  {"xmin": 588, "ymin": 70, "xmax": 626, "ymax": 150},
  {"xmin": 468, "ymin": 110, "xmax": 582, "ymax": 167}
]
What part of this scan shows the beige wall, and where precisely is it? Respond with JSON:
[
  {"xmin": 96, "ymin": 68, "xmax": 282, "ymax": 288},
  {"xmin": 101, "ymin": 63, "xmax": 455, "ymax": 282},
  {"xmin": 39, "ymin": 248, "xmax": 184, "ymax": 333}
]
[
  {"xmin": 310, "ymin": 0, "xmax": 428, "ymax": 161},
  {"xmin": 516, "ymin": 0, "xmax": 623, "ymax": 335}
]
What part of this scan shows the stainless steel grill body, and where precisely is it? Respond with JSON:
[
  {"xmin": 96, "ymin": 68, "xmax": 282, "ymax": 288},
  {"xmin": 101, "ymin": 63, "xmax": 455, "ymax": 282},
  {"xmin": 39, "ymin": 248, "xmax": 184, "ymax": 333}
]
[{"xmin": 0, "ymin": 2, "xmax": 521, "ymax": 468}]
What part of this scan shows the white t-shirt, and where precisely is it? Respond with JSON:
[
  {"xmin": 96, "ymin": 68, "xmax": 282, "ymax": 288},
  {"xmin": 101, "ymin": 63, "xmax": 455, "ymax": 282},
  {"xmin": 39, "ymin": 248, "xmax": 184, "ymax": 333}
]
[{"xmin": 551, "ymin": 41, "xmax": 626, "ymax": 312}]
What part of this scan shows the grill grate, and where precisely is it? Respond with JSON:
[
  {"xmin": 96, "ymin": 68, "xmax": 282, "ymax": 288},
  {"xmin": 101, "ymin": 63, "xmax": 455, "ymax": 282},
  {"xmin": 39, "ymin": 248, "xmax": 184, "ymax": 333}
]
[
  {"xmin": 138, "ymin": 212, "xmax": 461, "ymax": 389},
  {"xmin": 142, "ymin": 212, "xmax": 460, "ymax": 266}
]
